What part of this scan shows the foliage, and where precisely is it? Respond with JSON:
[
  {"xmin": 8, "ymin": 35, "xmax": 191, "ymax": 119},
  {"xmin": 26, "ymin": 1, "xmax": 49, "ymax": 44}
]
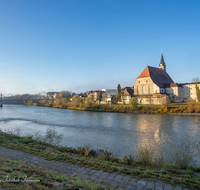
[
  {"xmin": 85, "ymin": 96, "xmax": 94, "ymax": 108},
  {"xmin": 1, "ymin": 126, "xmax": 63, "ymax": 147},
  {"xmin": 117, "ymin": 84, "xmax": 121, "ymax": 95},
  {"xmin": 97, "ymin": 92, "xmax": 102, "ymax": 104},
  {"xmin": 44, "ymin": 126, "xmax": 63, "ymax": 146},
  {"xmin": 72, "ymin": 95, "xmax": 82, "ymax": 107},
  {"xmin": 116, "ymin": 84, "xmax": 122, "ymax": 102},
  {"xmin": 195, "ymin": 84, "xmax": 200, "ymax": 102},
  {"xmin": 129, "ymin": 97, "xmax": 138, "ymax": 109},
  {"xmin": 120, "ymin": 153, "xmax": 134, "ymax": 165},
  {"xmin": 168, "ymin": 137, "xmax": 198, "ymax": 169},
  {"xmin": 136, "ymin": 144, "xmax": 154, "ymax": 165},
  {"xmin": 59, "ymin": 91, "xmax": 71, "ymax": 99},
  {"xmin": 111, "ymin": 95, "xmax": 119, "ymax": 103}
]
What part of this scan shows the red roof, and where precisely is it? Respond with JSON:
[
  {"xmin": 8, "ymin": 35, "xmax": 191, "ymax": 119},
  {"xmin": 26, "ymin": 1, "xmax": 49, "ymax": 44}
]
[{"xmin": 137, "ymin": 66, "xmax": 174, "ymax": 87}]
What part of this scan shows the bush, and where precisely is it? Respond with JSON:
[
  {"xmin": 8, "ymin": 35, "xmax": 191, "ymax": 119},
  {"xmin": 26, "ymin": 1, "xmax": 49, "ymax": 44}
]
[
  {"xmin": 168, "ymin": 138, "xmax": 197, "ymax": 169},
  {"xmin": 43, "ymin": 126, "xmax": 63, "ymax": 146},
  {"xmin": 129, "ymin": 97, "xmax": 138, "ymax": 110},
  {"xmin": 194, "ymin": 105, "xmax": 200, "ymax": 113},
  {"xmin": 136, "ymin": 144, "xmax": 154, "ymax": 165},
  {"xmin": 187, "ymin": 106, "xmax": 194, "ymax": 113}
]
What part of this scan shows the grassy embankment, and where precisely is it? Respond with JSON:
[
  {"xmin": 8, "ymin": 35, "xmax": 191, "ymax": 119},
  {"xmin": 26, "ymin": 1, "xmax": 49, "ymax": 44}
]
[
  {"xmin": 26, "ymin": 101, "xmax": 200, "ymax": 114},
  {"xmin": 1, "ymin": 128, "xmax": 200, "ymax": 189},
  {"xmin": 0, "ymin": 155, "xmax": 110, "ymax": 190}
]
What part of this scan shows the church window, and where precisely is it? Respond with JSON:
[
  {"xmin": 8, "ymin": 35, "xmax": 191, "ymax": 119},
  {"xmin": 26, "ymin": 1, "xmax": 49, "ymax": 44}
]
[{"xmin": 142, "ymin": 86, "xmax": 145, "ymax": 94}]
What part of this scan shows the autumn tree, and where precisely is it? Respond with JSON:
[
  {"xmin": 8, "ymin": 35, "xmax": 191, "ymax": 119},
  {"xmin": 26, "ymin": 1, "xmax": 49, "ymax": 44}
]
[
  {"xmin": 85, "ymin": 96, "xmax": 94, "ymax": 108},
  {"xmin": 72, "ymin": 95, "xmax": 82, "ymax": 107},
  {"xmin": 195, "ymin": 84, "xmax": 200, "ymax": 102}
]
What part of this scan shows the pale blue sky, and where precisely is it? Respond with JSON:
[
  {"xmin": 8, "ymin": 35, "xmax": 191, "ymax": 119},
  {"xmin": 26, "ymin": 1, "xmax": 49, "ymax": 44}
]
[{"xmin": 0, "ymin": 0, "xmax": 200, "ymax": 95}]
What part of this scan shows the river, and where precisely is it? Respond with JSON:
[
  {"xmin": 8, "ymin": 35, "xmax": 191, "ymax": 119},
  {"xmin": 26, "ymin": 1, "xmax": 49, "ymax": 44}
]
[{"xmin": 0, "ymin": 104, "xmax": 200, "ymax": 159}]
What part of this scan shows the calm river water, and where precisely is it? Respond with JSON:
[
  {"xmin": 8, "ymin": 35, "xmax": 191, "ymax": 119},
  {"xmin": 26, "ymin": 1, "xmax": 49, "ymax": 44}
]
[{"xmin": 0, "ymin": 104, "xmax": 200, "ymax": 158}]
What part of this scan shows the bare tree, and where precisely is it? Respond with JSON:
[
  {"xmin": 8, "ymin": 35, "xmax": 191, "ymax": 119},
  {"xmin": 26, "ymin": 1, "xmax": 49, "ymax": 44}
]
[
  {"xmin": 160, "ymin": 96, "xmax": 171, "ymax": 109},
  {"xmin": 192, "ymin": 77, "xmax": 200, "ymax": 83}
]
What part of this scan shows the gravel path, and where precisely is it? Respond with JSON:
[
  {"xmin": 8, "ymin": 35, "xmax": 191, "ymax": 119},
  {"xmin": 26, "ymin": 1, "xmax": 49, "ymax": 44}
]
[{"xmin": 0, "ymin": 146, "xmax": 194, "ymax": 190}]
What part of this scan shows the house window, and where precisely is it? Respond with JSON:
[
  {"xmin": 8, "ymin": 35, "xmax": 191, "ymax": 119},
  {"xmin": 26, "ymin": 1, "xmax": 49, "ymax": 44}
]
[
  {"xmin": 148, "ymin": 86, "xmax": 150, "ymax": 94},
  {"xmin": 142, "ymin": 86, "xmax": 145, "ymax": 94},
  {"xmin": 137, "ymin": 87, "xmax": 138, "ymax": 94},
  {"xmin": 138, "ymin": 80, "xmax": 140, "ymax": 84},
  {"xmin": 146, "ymin": 80, "xmax": 148, "ymax": 83}
]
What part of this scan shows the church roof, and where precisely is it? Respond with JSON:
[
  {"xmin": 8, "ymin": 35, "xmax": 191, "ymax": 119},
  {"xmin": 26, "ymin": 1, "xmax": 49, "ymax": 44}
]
[{"xmin": 137, "ymin": 66, "xmax": 174, "ymax": 87}]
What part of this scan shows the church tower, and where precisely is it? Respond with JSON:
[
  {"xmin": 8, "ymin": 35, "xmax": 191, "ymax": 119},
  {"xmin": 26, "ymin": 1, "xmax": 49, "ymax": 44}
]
[{"xmin": 159, "ymin": 53, "xmax": 166, "ymax": 72}]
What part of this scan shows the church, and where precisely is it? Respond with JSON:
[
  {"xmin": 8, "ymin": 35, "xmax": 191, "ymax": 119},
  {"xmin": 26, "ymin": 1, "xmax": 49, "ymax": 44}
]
[{"xmin": 134, "ymin": 54, "xmax": 200, "ymax": 104}]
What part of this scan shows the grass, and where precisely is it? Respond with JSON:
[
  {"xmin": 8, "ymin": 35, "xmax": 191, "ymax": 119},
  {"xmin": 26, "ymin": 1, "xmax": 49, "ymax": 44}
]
[{"xmin": 0, "ymin": 155, "xmax": 112, "ymax": 190}]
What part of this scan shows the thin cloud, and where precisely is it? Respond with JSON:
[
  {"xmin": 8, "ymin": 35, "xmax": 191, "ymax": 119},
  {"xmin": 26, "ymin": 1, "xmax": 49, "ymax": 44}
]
[
  {"xmin": 0, "ymin": 63, "xmax": 9, "ymax": 66},
  {"xmin": 0, "ymin": 79, "xmax": 10, "ymax": 82}
]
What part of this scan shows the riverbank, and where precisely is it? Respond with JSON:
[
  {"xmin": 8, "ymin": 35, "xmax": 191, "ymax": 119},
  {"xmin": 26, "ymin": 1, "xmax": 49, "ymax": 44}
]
[
  {"xmin": 1, "ymin": 130, "xmax": 200, "ymax": 189},
  {"xmin": 23, "ymin": 101, "xmax": 200, "ymax": 114}
]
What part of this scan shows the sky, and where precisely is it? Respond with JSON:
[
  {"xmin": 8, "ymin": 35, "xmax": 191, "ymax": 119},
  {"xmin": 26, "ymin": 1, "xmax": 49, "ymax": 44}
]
[{"xmin": 0, "ymin": 0, "xmax": 200, "ymax": 95}]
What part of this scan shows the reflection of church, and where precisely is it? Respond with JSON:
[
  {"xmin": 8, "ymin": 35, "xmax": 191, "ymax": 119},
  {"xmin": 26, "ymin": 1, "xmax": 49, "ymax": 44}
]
[{"xmin": 134, "ymin": 54, "xmax": 200, "ymax": 104}]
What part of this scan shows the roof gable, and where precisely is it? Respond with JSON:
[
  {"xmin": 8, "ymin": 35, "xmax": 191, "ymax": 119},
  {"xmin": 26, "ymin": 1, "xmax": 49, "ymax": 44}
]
[
  {"xmin": 137, "ymin": 66, "xmax": 150, "ymax": 78},
  {"xmin": 137, "ymin": 66, "xmax": 174, "ymax": 87}
]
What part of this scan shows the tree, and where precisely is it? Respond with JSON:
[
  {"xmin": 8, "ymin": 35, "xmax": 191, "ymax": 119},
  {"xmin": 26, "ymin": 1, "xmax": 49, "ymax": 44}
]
[
  {"xmin": 117, "ymin": 84, "xmax": 122, "ymax": 102},
  {"xmin": 160, "ymin": 96, "xmax": 171, "ymax": 109},
  {"xmin": 192, "ymin": 77, "xmax": 200, "ymax": 83},
  {"xmin": 85, "ymin": 96, "xmax": 94, "ymax": 108},
  {"xmin": 72, "ymin": 95, "xmax": 82, "ymax": 107},
  {"xmin": 195, "ymin": 84, "xmax": 200, "ymax": 102},
  {"xmin": 117, "ymin": 84, "xmax": 121, "ymax": 95},
  {"xmin": 97, "ymin": 93, "xmax": 102, "ymax": 104},
  {"xmin": 129, "ymin": 97, "xmax": 138, "ymax": 110},
  {"xmin": 112, "ymin": 95, "xmax": 119, "ymax": 104}
]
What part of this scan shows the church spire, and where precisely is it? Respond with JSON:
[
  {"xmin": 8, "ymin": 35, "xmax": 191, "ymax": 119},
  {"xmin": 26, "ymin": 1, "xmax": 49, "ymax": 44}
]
[{"xmin": 159, "ymin": 52, "xmax": 166, "ymax": 72}]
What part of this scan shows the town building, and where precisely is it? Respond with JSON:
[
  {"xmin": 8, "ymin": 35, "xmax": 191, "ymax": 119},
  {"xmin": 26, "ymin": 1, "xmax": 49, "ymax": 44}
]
[
  {"xmin": 120, "ymin": 87, "xmax": 134, "ymax": 104},
  {"xmin": 45, "ymin": 92, "xmax": 60, "ymax": 99}
]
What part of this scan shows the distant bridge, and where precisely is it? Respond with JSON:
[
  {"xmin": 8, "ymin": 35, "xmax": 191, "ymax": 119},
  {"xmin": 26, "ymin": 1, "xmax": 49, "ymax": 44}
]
[{"xmin": 0, "ymin": 93, "xmax": 2, "ymax": 107}]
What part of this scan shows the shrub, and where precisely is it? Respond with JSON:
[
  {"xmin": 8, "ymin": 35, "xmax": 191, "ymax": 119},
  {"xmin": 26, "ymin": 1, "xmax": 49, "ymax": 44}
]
[
  {"xmin": 43, "ymin": 126, "xmax": 63, "ymax": 146},
  {"xmin": 120, "ymin": 153, "xmax": 135, "ymax": 165},
  {"xmin": 187, "ymin": 106, "xmax": 194, "ymax": 113},
  {"xmin": 136, "ymin": 144, "xmax": 154, "ymax": 165},
  {"xmin": 168, "ymin": 138, "xmax": 197, "ymax": 169},
  {"xmin": 129, "ymin": 97, "xmax": 138, "ymax": 110},
  {"xmin": 194, "ymin": 105, "xmax": 200, "ymax": 113}
]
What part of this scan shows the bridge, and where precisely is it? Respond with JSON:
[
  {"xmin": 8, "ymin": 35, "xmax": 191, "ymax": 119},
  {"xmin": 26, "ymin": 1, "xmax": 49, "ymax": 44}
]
[{"xmin": 0, "ymin": 93, "xmax": 2, "ymax": 107}]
